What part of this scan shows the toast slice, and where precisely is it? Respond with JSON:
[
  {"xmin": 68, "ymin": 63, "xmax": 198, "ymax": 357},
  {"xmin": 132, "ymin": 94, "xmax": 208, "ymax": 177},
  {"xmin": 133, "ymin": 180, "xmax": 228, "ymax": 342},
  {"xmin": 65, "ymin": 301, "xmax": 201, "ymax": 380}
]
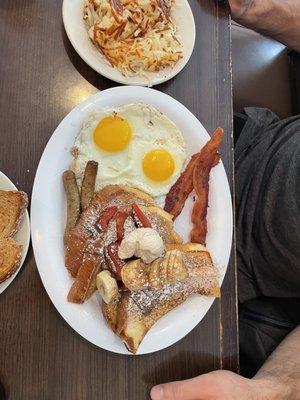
[
  {"xmin": 0, "ymin": 191, "xmax": 28, "ymax": 239},
  {"xmin": 103, "ymin": 243, "xmax": 220, "ymax": 353},
  {"xmin": 0, "ymin": 237, "xmax": 22, "ymax": 283}
]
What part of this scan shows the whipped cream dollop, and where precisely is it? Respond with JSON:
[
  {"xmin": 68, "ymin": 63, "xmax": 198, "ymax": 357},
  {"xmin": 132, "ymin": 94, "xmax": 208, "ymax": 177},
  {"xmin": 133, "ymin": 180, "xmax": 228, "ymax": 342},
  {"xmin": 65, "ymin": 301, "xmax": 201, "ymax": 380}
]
[{"xmin": 118, "ymin": 228, "xmax": 165, "ymax": 264}]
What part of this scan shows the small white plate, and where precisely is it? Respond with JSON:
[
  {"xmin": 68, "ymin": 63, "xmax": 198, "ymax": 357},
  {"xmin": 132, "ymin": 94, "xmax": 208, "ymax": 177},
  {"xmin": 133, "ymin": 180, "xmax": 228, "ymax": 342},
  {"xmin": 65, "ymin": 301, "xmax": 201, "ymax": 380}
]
[
  {"xmin": 0, "ymin": 172, "xmax": 30, "ymax": 295},
  {"xmin": 31, "ymin": 86, "xmax": 232, "ymax": 355},
  {"xmin": 62, "ymin": 0, "xmax": 196, "ymax": 86}
]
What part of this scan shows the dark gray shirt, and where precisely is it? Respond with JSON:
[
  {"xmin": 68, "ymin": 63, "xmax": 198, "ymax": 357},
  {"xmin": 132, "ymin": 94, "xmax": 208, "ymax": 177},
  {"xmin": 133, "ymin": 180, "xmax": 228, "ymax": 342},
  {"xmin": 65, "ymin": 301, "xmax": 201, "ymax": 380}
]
[{"xmin": 235, "ymin": 108, "xmax": 300, "ymax": 303}]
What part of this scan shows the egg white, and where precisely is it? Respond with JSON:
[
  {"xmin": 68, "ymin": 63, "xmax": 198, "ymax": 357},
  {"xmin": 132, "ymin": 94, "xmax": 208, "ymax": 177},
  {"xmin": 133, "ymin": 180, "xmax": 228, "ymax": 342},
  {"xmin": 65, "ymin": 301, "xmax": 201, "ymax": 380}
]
[{"xmin": 73, "ymin": 103, "xmax": 186, "ymax": 197}]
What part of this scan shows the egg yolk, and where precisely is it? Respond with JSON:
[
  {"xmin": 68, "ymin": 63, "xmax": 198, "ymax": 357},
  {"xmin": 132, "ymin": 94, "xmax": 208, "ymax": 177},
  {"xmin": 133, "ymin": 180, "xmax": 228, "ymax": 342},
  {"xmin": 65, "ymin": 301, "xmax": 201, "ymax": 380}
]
[
  {"xmin": 142, "ymin": 149, "xmax": 175, "ymax": 182},
  {"xmin": 93, "ymin": 115, "xmax": 132, "ymax": 152}
]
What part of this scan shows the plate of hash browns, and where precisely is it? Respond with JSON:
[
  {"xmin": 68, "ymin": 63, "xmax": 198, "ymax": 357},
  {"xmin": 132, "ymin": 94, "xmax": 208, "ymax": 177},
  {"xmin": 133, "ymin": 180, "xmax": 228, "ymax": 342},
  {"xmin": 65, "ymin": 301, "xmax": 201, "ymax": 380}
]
[
  {"xmin": 63, "ymin": 0, "xmax": 195, "ymax": 86},
  {"xmin": 31, "ymin": 86, "xmax": 232, "ymax": 354}
]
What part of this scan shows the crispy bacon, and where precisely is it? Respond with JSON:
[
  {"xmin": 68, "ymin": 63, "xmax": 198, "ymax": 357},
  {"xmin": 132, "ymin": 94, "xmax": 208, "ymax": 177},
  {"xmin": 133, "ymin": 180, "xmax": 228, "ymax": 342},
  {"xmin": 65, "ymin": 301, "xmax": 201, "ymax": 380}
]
[
  {"xmin": 164, "ymin": 128, "xmax": 223, "ymax": 219},
  {"xmin": 190, "ymin": 128, "xmax": 223, "ymax": 244},
  {"xmin": 164, "ymin": 151, "xmax": 200, "ymax": 219}
]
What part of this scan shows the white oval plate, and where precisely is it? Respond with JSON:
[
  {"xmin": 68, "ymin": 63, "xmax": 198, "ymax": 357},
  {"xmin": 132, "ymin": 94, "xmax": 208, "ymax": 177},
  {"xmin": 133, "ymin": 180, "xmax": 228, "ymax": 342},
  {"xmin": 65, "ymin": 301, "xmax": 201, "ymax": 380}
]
[
  {"xmin": 0, "ymin": 172, "xmax": 30, "ymax": 295},
  {"xmin": 62, "ymin": 0, "xmax": 196, "ymax": 86},
  {"xmin": 31, "ymin": 86, "xmax": 232, "ymax": 355}
]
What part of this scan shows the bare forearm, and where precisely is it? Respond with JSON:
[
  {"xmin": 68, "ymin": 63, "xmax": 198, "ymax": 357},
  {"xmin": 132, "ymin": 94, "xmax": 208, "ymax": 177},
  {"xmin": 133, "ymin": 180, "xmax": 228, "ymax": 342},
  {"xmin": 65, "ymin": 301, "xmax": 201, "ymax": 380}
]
[
  {"xmin": 150, "ymin": 327, "xmax": 300, "ymax": 400},
  {"xmin": 233, "ymin": 0, "xmax": 300, "ymax": 51},
  {"xmin": 254, "ymin": 326, "xmax": 300, "ymax": 400}
]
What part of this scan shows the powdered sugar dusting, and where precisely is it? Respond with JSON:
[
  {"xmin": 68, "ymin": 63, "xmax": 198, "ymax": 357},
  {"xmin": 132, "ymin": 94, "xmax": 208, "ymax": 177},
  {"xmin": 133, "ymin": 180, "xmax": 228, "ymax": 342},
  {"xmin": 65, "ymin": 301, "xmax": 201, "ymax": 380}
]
[
  {"xmin": 123, "ymin": 216, "xmax": 136, "ymax": 236},
  {"xmin": 144, "ymin": 212, "xmax": 168, "ymax": 239},
  {"xmin": 130, "ymin": 281, "xmax": 186, "ymax": 314},
  {"xmin": 103, "ymin": 220, "xmax": 117, "ymax": 246},
  {"xmin": 129, "ymin": 253, "xmax": 219, "ymax": 315}
]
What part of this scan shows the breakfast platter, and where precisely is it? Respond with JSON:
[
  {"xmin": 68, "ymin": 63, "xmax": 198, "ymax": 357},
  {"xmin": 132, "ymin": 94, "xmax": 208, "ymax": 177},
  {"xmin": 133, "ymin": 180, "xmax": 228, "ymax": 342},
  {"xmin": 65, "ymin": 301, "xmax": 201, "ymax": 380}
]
[
  {"xmin": 0, "ymin": 0, "xmax": 239, "ymax": 395},
  {"xmin": 0, "ymin": 172, "xmax": 30, "ymax": 295},
  {"xmin": 31, "ymin": 86, "xmax": 232, "ymax": 355},
  {"xmin": 62, "ymin": 0, "xmax": 196, "ymax": 86}
]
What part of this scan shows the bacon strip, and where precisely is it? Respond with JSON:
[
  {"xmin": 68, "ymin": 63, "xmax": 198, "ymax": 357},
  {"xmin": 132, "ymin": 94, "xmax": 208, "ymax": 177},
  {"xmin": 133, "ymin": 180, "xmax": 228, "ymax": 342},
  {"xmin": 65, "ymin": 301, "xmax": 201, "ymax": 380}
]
[
  {"xmin": 164, "ymin": 128, "xmax": 223, "ymax": 219},
  {"xmin": 190, "ymin": 128, "xmax": 223, "ymax": 244},
  {"xmin": 164, "ymin": 152, "xmax": 199, "ymax": 219}
]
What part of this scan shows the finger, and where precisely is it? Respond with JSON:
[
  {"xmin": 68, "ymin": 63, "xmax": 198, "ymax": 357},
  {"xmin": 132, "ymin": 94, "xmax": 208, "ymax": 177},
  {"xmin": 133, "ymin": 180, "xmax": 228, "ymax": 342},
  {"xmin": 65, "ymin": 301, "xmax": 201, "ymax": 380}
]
[{"xmin": 150, "ymin": 376, "xmax": 211, "ymax": 400}]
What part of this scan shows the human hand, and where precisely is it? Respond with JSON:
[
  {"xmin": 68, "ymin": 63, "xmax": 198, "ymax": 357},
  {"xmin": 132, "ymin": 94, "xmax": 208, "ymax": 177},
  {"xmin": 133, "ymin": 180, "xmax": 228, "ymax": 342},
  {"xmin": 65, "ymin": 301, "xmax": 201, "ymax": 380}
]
[
  {"xmin": 227, "ymin": 0, "xmax": 255, "ymax": 20},
  {"xmin": 150, "ymin": 370, "xmax": 283, "ymax": 400}
]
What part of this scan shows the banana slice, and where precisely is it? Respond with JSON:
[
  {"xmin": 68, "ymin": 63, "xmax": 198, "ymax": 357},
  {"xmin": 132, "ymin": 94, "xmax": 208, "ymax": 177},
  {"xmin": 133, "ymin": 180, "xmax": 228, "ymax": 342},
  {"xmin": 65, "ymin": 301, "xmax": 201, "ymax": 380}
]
[{"xmin": 96, "ymin": 270, "xmax": 119, "ymax": 304}]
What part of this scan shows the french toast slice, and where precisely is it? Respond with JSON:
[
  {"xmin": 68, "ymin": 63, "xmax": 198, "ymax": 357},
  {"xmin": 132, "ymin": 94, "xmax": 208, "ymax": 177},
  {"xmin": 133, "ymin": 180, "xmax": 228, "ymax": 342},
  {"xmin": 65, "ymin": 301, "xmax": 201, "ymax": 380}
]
[
  {"xmin": 67, "ymin": 252, "xmax": 102, "ymax": 303},
  {"xmin": 102, "ymin": 292, "xmax": 154, "ymax": 353},
  {"xmin": 0, "ymin": 191, "xmax": 28, "ymax": 239},
  {"xmin": 102, "ymin": 296, "xmax": 119, "ymax": 333},
  {"xmin": 139, "ymin": 206, "xmax": 182, "ymax": 244},
  {"xmin": 0, "ymin": 237, "xmax": 22, "ymax": 283},
  {"xmin": 121, "ymin": 249, "xmax": 187, "ymax": 291},
  {"xmin": 121, "ymin": 244, "xmax": 220, "ymax": 293},
  {"xmin": 65, "ymin": 185, "xmax": 154, "ymax": 277},
  {"xmin": 67, "ymin": 237, "xmax": 104, "ymax": 303},
  {"xmin": 102, "ymin": 243, "xmax": 220, "ymax": 353}
]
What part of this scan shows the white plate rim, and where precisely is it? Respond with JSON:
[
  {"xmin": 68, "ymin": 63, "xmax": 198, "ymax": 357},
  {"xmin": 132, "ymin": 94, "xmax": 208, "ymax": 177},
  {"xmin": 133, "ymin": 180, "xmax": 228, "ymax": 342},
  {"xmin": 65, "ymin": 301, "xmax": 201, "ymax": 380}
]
[
  {"xmin": 62, "ymin": 0, "xmax": 196, "ymax": 87},
  {"xmin": 0, "ymin": 171, "xmax": 30, "ymax": 295},
  {"xmin": 31, "ymin": 86, "xmax": 233, "ymax": 355}
]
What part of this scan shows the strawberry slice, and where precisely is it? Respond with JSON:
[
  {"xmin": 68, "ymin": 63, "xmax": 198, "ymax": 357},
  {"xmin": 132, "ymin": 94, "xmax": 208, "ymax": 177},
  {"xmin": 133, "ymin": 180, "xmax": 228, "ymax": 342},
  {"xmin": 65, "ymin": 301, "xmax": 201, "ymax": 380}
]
[
  {"xmin": 97, "ymin": 206, "xmax": 118, "ymax": 231},
  {"xmin": 115, "ymin": 211, "xmax": 129, "ymax": 241},
  {"xmin": 106, "ymin": 242, "xmax": 125, "ymax": 279},
  {"xmin": 132, "ymin": 203, "xmax": 152, "ymax": 228}
]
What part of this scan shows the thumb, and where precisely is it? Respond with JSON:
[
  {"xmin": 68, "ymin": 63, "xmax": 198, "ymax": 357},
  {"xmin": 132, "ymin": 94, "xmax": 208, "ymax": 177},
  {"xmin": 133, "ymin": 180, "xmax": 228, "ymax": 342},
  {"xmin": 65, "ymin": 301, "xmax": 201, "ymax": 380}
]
[{"xmin": 150, "ymin": 376, "xmax": 211, "ymax": 400}]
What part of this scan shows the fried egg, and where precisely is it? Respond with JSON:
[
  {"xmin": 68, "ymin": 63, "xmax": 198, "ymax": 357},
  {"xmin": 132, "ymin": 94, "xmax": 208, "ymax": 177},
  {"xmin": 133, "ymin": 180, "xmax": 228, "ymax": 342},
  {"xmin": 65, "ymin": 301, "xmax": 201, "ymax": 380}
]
[{"xmin": 72, "ymin": 103, "xmax": 186, "ymax": 197}]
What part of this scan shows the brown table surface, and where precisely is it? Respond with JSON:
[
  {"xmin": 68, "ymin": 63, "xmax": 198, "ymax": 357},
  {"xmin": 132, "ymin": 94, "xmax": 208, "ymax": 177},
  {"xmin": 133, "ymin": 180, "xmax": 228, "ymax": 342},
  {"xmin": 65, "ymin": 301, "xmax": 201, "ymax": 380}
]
[{"xmin": 0, "ymin": 0, "xmax": 237, "ymax": 398}]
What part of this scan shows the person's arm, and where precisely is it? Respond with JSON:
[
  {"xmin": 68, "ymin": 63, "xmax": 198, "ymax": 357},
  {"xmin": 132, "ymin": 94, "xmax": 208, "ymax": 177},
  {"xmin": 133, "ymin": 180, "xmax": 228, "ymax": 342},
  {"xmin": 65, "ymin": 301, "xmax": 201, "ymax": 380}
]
[
  {"xmin": 229, "ymin": 0, "xmax": 300, "ymax": 51},
  {"xmin": 253, "ymin": 326, "xmax": 300, "ymax": 398},
  {"xmin": 150, "ymin": 326, "xmax": 300, "ymax": 400}
]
